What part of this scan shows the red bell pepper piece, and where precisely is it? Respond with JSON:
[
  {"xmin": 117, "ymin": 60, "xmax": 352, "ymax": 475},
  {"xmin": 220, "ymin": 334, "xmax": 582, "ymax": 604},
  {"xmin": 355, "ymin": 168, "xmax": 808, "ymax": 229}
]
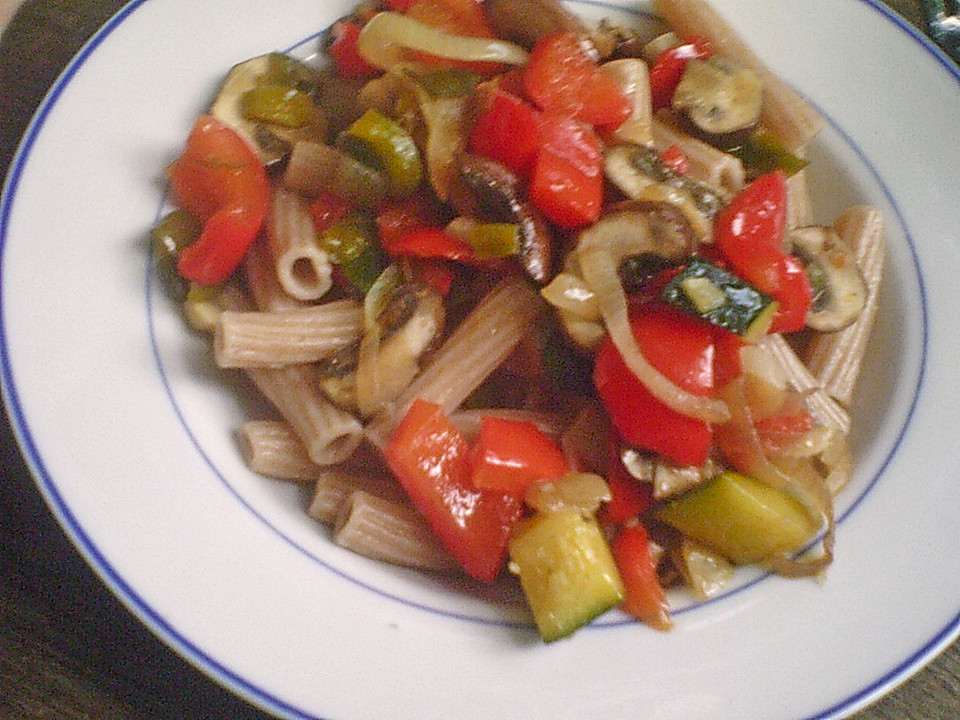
[
  {"xmin": 648, "ymin": 35, "xmax": 712, "ymax": 111},
  {"xmin": 384, "ymin": 399, "xmax": 524, "ymax": 582},
  {"xmin": 522, "ymin": 33, "xmax": 631, "ymax": 129},
  {"xmin": 307, "ymin": 192, "xmax": 351, "ymax": 233},
  {"xmin": 529, "ymin": 114, "xmax": 604, "ymax": 228},
  {"xmin": 383, "ymin": 227, "xmax": 478, "ymax": 262},
  {"xmin": 376, "ymin": 195, "xmax": 454, "ymax": 241},
  {"xmin": 469, "ymin": 416, "xmax": 570, "ymax": 494},
  {"xmin": 327, "ymin": 20, "xmax": 379, "ymax": 79},
  {"xmin": 384, "ymin": 0, "xmax": 419, "ymax": 10},
  {"xmin": 593, "ymin": 304, "xmax": 715, "ymax": 467},
  {"xmin": 715, "ymin": 172, "xmax": 812, "ymax": 333},
  {"xmin": 754, "ymin": 409, "xmax": 815, "ymax": 454},
  {"xmin": 376, "ymin": 197, "xmax": 434, "ymax": 245},
  {"xmin": 715, "ymin": 171, "xmax": 788, "ymax": 255},
  {"xmin": 406, "ymin": 0, "xmax": 495, "ymax": 38},
  {"xmin": 405, "ymin": 0, "xmax": 505, "ymax": 75},
  {"xmin": 468, "ymin": 88, "xmax": 542, "ymax": 176},
  {"xmin": 767, "ymin": 253, "xmax": 812, "ymax": 333},
  {"xmin": 405, "ymin": 257, "xmax": 456, "ymax": 296},
  {"xmin": 658, "ymin": 144, "xmax": 690, "ymax": 175},
  {"xmin": 610, "ymin": 524, "xmax": 672, "ymax": 630},
  {"xmin": 600, "ymin": 442, "xmax": 654, "ymax": 527},
  {"xmin": 712, "ymin": 328, "xmax": 745, "ymax": 389},
  {"xmin": 169, "ymin": 115, "xmax": 269, "ymax": 286}
]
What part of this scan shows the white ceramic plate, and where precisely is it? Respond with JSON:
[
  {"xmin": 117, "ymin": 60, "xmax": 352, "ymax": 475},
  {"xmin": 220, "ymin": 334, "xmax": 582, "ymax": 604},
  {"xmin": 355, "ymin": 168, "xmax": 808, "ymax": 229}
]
[{"xmin": 3, "ymin": 1, "xmax": 960, "ymax": 718}]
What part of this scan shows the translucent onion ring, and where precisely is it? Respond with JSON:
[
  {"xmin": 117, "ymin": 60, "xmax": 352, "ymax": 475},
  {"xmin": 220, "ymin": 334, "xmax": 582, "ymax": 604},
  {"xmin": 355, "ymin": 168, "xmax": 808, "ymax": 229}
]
[
  {"xmin": 576, "ymin": 222, "xmax": 731, "ymax": 424},
  {"xmin": 715, "ymin": 378, "xmax": 835, "ymax": 577},
  {"xmin": 356, "ymin": 12, "xmax": 529, "ymax": 72}
]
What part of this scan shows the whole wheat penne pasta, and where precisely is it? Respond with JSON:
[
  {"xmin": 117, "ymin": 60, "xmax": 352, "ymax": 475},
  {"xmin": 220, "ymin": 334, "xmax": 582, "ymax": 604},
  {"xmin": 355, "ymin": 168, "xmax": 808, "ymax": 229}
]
[
  {"xmin": 756, "ymin": 333, "xmax": 850, "ymax": 435},
  {"xmin": 600, "ymin": 59, "xmax": 653, "ymax": 147},
  {"xmin": 365, "ymin": 275, "xmax": 545, "ymax": 449},
  {"xmin": 803, "ymin": 206, "xmax": 885, "ymax": 405},
  {"xmin": 245, "ymin": 236, "xmax": 308, "ymax": 312},
  {"xmin": 308, "ymin": 469, "xmax": 408, "ymax": 524},
  {"xmin": 282, "ymin": 141, "xmax": 341, "ymax": 198},
  {"xmin": 267, "ymin": 187, "xmax": 334, "ymax": 302},
  {"xmin": 214, "ymin": 300, "xmax": 362, "ymax": 369},
  {"xmin": 282, "ymin": 140, "xmax": 387, "ymax": 206},
  {"xmin": 652, "ymin": 0, "xmax": 825, "ymax": 152},
  {"xmin": 785, "ymin": 165, "xmax": 814, "ymax": 230},
  {"xmin": 246, "ymin": 364, "xmax": 363, "ymax": 465},
  {"xmin": 652, "ymin": 116, "xmax": 744, "ymax": 195},
  {"xmin": 333, "ymin": 490, "xmax": 459, "ymax": 572},
  {"xmin": 238, "ymin": 420, "xmax": 318, "ymax": 481}
]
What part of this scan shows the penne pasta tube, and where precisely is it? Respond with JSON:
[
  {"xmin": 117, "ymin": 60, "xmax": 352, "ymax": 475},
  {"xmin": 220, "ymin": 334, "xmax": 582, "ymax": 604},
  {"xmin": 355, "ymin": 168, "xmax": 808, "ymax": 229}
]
[
  {"xmin": 803, "ymin": 206, "xmax": 885, "ymax": 405},
  {"xmin": 267, "ymin": 187, "xmax": 334, "ymax": 302},
  {"xmin": 652, "ymin": 116, "xmax": 744, "ymax": 195},
  {"xmin": 365, "ymin": 275, "xmax": 546, "ymax": 449},
  {"xmin": 756, "ymin": 333, "xmax": 850, "ymax": 435},
  {"xmin": 237, "ymin": 420, "xmax": 318, "ymax": 481},
  {"xmin": 333, "ymin": 490, "xmax": 459, "ymax": 572},
  {"xmin": 600, "ymin": 59, "xmax": 653, "ymax": 147},
  {"xmin": 246, "ymin": 364, "xmax": 364, "ymax": 465},
  {"xmin": 652, "ymin": 0, "xmax": 825, "ymax": 152},
  {"xmin": 785, "ymin": 165, "xmax": 814, "ymax": 230},
  {"xmin": 308, "ymin": 469, "xmax": 407, "ymax": 524},
  {"xmin": 281, "ymin": 140, "xmax": 388, "ymax": 207},
  {"xmin": 245, "ymin": 236, "xmax": 308, "ymax": 312},
  {"xmin": 214, "ymin": 300, "xmax": 362, "ymax": 369}
]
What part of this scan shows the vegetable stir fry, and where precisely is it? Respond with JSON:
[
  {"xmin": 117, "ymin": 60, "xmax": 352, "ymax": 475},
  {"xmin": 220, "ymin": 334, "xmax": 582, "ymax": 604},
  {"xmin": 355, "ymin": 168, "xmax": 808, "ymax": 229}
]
[{"xmin": 153, "ymin": 0, "xmax": 883, "ymax": 643}]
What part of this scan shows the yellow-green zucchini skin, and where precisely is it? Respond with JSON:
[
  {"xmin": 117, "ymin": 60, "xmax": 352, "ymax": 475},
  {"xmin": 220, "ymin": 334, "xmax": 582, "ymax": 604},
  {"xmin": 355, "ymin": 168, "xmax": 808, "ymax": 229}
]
[
  {"xmin": 658, "ymin": 471, "xmax": 818, "ymax": 564},
  {"xmin": 509, "ymin": 509, "xmax": 624, "ymax": 643}
]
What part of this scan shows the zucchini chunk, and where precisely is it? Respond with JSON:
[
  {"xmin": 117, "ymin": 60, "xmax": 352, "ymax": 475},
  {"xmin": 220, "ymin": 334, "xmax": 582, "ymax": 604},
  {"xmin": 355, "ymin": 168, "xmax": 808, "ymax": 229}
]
[
  {"xmin": 509, "ymin": 509, "xmax": 624, "ymax": 642},
  {"xmin": 337, "ymin": 109, "xmax": 423, "ymax": 198},
  {"xmin": 661, "ymin": 256, "xmax": 777, "ymax": 342},
  {"xmin": 658, "ymin": 471, "xmax": 819, "ymax": 565},
  {"xmin": 730, "ymin": 128, "xmax": 810, "ymax": 179},
  {"xmin": 672, "ymin": 55, "xmax": 763, "ymax": 150}
]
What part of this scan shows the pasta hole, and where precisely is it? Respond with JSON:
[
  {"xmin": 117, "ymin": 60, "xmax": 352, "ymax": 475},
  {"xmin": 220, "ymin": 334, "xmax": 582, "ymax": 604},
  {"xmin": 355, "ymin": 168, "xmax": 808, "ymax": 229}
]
[{"xmin": 291, "ymin": 257, "xmax": 320, "ymax": 288}]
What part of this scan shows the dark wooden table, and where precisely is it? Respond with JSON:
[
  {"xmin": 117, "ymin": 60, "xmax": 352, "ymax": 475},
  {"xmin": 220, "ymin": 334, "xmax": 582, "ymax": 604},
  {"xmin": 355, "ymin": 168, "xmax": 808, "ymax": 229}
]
[{"xmin": 1, "ymin": 1, "xmax": 958, "ymax": 718}]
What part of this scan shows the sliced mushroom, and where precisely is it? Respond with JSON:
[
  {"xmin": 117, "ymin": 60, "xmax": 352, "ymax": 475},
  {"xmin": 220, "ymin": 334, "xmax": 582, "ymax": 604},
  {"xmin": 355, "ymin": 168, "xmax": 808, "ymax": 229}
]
[
  {"xmin": 619, "ymin": 447, "xmax": 714, "ymax": 500},
  {"xmin": 789, "ymin": 226, "xmax": 868, "ymax": 332},
  {"xmin": 671, "ymin": 55, "xmax": 763, "ymax": 150},
  {"xmin": 355, "ymin": 277, "xmax": 446, "ymax": 417},
  {"xmin": 577, "ymin": 204, "xmax": 693, "ymax": 265},
  {"xmin": 210, "ymin": 53, "xmax": 327, "ymax": 171},
  {"xmin": 484, "ymin": 0, "xmax": 588, "ymax": 50},
  {"xmin": 451, "ymin": 154, "xmax": 554, "ymax": 283},
  {"xmin": 604, "ymin": 143, "xmax": 727, "ymax": 220},
  {"xmin": 603, "ymin": 144, "xmax": 725, "ymax": 245},
  {"xmin": 590, "ymin": 19, "xmax": 672, "ymax": 62}
]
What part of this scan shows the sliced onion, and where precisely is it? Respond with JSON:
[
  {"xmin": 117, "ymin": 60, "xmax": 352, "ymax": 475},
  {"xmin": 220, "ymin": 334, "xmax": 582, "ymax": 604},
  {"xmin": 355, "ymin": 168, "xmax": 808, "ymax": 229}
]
[
  {"xmin": 576, "ymin": 237, "xmax": 730, "ymax": 424},
  {"xmin": 390, "ymin": 71, "xmax": 470, "ymax": 201},
  {"xmin": 714, "ymin": 378, "xmax": 835, "ymax": 577},
  {"xmin": 355, "ymin": 265, "xmax": 402, "ymax": 417},
  {"xmin": 356, "ymin": 12, "xmax": 529, "ymax": 72}
]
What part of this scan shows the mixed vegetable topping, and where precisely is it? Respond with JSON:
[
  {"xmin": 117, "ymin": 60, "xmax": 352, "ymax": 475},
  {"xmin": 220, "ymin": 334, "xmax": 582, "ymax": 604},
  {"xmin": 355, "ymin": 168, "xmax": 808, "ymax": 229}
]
[{"xmin": 152, "ymin": 0, "xmax": 883, "ymax": 643}]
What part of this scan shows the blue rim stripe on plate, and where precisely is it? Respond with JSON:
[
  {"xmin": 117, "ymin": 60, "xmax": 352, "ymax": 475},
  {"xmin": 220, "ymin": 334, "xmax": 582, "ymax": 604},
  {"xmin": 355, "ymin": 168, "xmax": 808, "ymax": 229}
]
[{"xmin": 0, "ymin": 1, "xmax": 955, "ymax": 718}]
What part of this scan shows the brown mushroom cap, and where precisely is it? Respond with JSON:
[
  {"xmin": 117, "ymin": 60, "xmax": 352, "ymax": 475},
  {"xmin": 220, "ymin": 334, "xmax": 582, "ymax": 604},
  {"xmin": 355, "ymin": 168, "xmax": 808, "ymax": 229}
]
[{"xmin": 451, "ymin": 154, "xmax": 555, "ymax": 284}]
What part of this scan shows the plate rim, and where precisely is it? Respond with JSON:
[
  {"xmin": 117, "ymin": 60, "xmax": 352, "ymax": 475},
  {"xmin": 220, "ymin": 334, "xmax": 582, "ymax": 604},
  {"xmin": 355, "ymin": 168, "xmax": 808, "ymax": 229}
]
[{"xmin": 2, "ymin": 1, "xmax": 960, "ymax": 718}]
